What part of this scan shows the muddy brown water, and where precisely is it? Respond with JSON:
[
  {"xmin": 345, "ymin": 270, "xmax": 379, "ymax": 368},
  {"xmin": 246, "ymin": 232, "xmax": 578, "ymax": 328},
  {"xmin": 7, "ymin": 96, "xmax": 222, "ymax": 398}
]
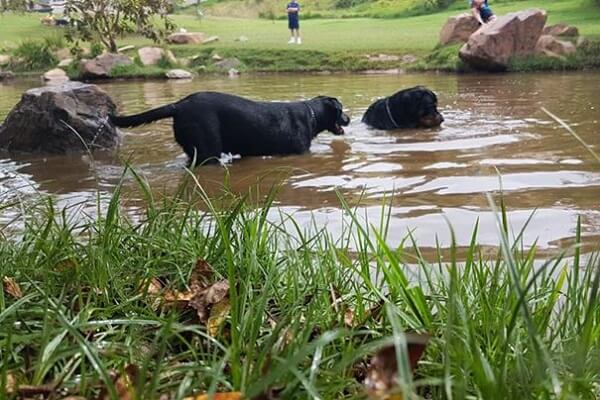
[{"xmin": 1, "ymin": 72, "xmax": 599, "ymax": 254}]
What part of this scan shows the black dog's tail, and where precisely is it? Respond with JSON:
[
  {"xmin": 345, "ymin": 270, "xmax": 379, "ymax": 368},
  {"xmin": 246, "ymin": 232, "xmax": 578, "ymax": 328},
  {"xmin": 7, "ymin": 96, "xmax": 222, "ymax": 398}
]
[{"xmin": 110, "ymin": 103, "xmax": 177, "ymax": 128}]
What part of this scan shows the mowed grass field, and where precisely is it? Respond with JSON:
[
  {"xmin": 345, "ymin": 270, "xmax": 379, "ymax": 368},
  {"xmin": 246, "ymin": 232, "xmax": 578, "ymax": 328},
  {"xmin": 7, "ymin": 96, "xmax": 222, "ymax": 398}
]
[{"xmin": 1, "ymin": 0, "xmax": 600, "ymax": 54}]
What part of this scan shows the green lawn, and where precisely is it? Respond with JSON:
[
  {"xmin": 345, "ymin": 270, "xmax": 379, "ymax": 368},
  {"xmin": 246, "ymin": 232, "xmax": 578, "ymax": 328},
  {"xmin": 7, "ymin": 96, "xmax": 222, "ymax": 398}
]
[{"xmin": 2, "ymin": 0, "xmax": 600, "ymax": 54}]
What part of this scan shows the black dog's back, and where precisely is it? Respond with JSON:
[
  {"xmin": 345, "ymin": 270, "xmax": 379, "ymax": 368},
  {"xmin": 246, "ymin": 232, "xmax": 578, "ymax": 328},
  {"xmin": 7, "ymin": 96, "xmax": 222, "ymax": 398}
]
[{"xmin": 109, "ymin": 91, "xmax": 350, "ymax": 166}]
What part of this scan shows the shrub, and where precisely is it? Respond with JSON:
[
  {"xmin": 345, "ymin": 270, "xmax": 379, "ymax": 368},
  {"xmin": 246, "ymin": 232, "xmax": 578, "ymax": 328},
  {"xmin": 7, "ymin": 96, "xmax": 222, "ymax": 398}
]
[
  {"xmin": 12, "ymin": 40, "xmax": 58, "ymax": 71},
  {"xmin": 90, "ymin": 42, "xmax": 104, "ymax": 58}
]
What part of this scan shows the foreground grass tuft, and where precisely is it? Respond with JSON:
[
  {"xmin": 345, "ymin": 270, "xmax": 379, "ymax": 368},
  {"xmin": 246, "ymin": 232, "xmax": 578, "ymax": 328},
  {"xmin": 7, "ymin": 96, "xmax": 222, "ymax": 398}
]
[{"xmin": 0, "ymin": 173, "xmax": 599, "ymax": 399}]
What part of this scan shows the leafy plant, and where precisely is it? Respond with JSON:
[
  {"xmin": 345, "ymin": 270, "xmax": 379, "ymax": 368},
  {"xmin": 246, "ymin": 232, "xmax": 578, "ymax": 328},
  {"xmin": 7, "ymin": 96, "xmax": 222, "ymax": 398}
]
[
  {"xmin": 64, "ymin": 0, "xmax": 176, "ymax": 52},
  {"xmin": 11, "ymin": 40, "xmax": 57, "ymax": 71}
]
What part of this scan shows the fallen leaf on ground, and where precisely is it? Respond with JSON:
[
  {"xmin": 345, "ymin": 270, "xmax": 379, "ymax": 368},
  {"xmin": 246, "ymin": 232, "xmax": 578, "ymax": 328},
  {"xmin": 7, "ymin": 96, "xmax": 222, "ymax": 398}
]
[
  {"xmin": 364, "ymin": 333, "xmax": 431, "ymax": 399},
  {"xmin": 190, "ymin": 258, "xmax": 215, "ymax": 291},
  {"xmin": 207, "ymin": 296, "xmax": 231, "ymax": 337},
  {"xmin": 2, "ymin": 277, "xmax": 22, "ymax": 299},
  {"xmin": 184, "ymin": 392, "xmax": 242, "ymax": 400},
  {"xmin": 55, "ymin": 258, "xmax": 77, "ymax": 272},
  {"xmin": 344, "ymin": 306, "xmax": 355, "ymax": 328},
  {"xmin": 4, "ymin": 373, "xmax": 17, "ymax": 394},
  {"xmin": 158, "ymin": 259, "xmax": 230, "ymax": 332},
  {"xmin": 145, "ymin": 277, "xmax": 163, "ymax": 296},
  {"xmin": 163, "ymin": 289, "xmax": 195, "ymax": 303},
  {"xmin": 189, "ymin": 279, "xmax": 230, "ymax": 323},
  {"xmin": 99, "ymin": 365, "xmax": 139, "ymax": 400}
]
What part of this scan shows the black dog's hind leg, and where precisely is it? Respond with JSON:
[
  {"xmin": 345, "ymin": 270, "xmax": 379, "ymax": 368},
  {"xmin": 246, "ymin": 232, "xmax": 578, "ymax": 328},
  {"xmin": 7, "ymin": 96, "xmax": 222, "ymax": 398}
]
[{"xmin": 174, "ymin": 120, "xmax": 223, "ymax": 168}]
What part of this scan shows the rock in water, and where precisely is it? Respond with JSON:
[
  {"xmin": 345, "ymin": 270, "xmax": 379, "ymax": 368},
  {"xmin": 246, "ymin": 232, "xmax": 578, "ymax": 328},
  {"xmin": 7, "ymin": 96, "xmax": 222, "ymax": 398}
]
[
  {"xmin": 166, "ymin": 69, "xmax": 193, "ymax": 79},
  {"xmin": 0, "ymin": 82, "xmax": 120, "ymax": 154},
  {"xmin": 459, "ymin": 9, "xmax": 547, "ymax": 71}
]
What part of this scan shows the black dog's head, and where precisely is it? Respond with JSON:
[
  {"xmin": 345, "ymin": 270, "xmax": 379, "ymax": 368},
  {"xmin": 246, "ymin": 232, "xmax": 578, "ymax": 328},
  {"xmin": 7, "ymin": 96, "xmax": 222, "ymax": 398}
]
[
  {"xmin": 315, "ymin": 96, "xmax": 351, "ymax": 135},
  {"xmin": 391, "ymin": 86, "xmax": 444, "ymax": 128}
]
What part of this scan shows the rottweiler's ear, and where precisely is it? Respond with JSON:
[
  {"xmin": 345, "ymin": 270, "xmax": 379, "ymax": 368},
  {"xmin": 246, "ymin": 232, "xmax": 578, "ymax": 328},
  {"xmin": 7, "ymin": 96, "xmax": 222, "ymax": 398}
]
[{"xmin": 327, "ymin": 97, "xmax": 343, "ymax": 109}]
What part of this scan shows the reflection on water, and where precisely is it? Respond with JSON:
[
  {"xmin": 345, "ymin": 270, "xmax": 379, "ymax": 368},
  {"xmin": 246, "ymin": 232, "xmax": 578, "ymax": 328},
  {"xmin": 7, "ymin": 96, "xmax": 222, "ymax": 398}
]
[{"xmin": 1, "ymin": 72, "xmax": 599, "ymax": 252}]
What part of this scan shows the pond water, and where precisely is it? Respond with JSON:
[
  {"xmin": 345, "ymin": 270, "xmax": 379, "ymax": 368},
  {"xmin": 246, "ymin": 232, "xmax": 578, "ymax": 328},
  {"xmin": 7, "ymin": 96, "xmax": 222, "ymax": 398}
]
[{"xmin": 1, "ymin": 72, "xmax": 599, "ymax": 254}]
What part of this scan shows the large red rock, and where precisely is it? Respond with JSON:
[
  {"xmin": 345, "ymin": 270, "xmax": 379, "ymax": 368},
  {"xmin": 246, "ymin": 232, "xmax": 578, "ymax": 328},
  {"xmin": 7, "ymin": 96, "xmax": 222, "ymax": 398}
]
[
  {"xmin": 80, "ymin": 53, "xmax": 133, "ymax": 79},
  {"xmin": 535, "ymin": 35, "xmax": 577, "ymax": 58},
  {"xmin": 459, "ymin": 9, "xmax": 547, "ymax": 71},
  {"xmin": 543, "ymin": 23, "xmax": 579, "ymax": 37},
  {"xmin": 137, "ymin": 47, "xmax": 177, "ymax": 66},
  {"xmin": 439, "ymin": 13, "xmax": 480, "ymax": 45},
  {"xmin": 167, "ymin": 32, "xmax": 205, "ymax": 44}
]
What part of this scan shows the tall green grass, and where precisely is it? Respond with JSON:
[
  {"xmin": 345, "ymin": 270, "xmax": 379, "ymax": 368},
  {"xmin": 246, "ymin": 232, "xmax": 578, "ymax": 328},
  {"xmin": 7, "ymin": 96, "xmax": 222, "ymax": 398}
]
[{"xmin": 0, "ymin": 171, "xmax": 599, "ymax": 399}]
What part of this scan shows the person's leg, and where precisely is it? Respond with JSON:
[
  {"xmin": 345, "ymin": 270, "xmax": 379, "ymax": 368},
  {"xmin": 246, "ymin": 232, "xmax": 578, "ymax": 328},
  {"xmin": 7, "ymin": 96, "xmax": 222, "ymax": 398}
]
[
  {"xmin": 288, "ymin": 28, "xmax": 295, "ymax": 43},
  {"xmin": 296, "ymin": 28, "xmax": 301, "ymax": 44}
]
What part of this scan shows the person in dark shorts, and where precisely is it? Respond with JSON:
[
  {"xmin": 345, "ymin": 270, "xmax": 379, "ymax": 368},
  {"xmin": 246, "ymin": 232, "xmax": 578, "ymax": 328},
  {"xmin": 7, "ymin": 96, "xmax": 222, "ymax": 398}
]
[
  {"xmin": 287, "ymin": 0, "xmax": 301, "ymax": 44},
  {"xmin": 470, "ymin": 0, "xmax": 496, "ymax": 25}
]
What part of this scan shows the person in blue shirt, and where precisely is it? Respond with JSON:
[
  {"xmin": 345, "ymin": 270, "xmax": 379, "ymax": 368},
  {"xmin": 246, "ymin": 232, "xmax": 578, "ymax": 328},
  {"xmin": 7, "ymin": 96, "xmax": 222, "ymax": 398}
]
[
  {"xmin": 470, "ymin": 0, "xmax": 496, "ymax": 25},
  {"xmin": 287, "ymin": 0, "xmax": 301, "ymax": 44}
]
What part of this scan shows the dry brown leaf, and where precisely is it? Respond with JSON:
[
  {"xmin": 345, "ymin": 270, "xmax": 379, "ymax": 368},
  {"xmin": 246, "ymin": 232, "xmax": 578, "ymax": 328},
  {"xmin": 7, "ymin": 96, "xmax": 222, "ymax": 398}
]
[
  {"xmin": 184, "ymin": 392, "xmax": 243, "ymax": 400},
  {"xmin": 207, "ymin": 297, "xmax": 231, "ymax": 337},
  {"xmin": 146, "ymin": 278, "xmax": 163, "ymax": 295},
  {"xmin": 189, "ymin": 259, "xmax": 215, "ymax": 292},
  {"xmin": 203, "ymin": 280, "xmax": 229, "ymax": 304},
  {"xmin": 344, "ymin": 307, "xmax": 355, "ymax": 328},
  {"xmin": 4, "ymin": 373, "xmax": 17, "ymax": 394},
  {"xmin": 55, "ymin": 258, "xmax": 77, "ymax": 272},
  {"xmin": 100, "ymin": 365, "xmax": 138, "ymax": 400},
  {"xmin": 365, "ymin": 333, "xmax": 430, "ymax": 400},
  {"xmin": 189, "ymin": 279, "xmax": 229, "ymax": 323},
  {"xmin": 2, "ymin": 277, "xmax": 22, "ymax": 299},
  {"xmin": 163, "ymin": 289, "xmax": 195, "ymax": 303}
]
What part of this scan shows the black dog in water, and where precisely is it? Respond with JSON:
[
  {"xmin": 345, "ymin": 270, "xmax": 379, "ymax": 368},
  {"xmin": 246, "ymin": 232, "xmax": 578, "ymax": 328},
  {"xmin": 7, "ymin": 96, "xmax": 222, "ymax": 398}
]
[
  {"xmin": 362, "ymin": 86, "xmax": 444, "ymax": 130},
  {"xmin": 110, "ymin": 91, "xmax": 350, "ymax": 166}
]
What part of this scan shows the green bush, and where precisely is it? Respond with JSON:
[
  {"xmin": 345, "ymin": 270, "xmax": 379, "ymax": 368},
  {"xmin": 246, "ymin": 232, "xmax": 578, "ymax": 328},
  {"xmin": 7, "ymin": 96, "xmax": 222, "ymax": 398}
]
[
  {"xmin": 412, "ymin": 43, "xmax": 467, "ymax": 72},
  {"xmin": 90, "ymin": 42, "xmax": 104, "ymax": 58},
  {"xmin": 334, "ymin": 0, "xmax": 369, "ymax": 10},
  {"xmin": 424, "ymin": 0, "xmax": 455, "ymax": 10},
  {"xmin": 12, "ymin": 40, "xmax": 58, "ymax": 71}
]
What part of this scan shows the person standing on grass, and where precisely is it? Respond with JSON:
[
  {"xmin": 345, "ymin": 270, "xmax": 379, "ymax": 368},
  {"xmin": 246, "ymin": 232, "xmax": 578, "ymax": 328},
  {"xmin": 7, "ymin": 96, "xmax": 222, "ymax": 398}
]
[
  {"xmin": 470, "ymin": 0, "xmax": 497, "ymax": 25},
  {"xmin": 287, "ymin": 0, "xmax": 301, "ymax": 44}
]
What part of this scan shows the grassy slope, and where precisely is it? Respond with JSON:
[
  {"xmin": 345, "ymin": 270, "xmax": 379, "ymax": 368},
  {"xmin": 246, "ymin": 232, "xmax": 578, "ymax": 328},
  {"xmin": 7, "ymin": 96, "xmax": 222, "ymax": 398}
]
[{"xmin": 2, "ymin": 0, "xmax": 600, "ymax": 54}]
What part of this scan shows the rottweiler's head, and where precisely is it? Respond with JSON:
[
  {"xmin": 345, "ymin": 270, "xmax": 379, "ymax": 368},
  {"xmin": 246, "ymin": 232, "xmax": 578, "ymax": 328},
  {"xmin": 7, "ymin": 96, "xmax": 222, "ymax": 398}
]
[
  {"xmin": 392, "ymin": 87, "xmax": 444, "ymax": 128},
  {"xmin": 316, "ymin": 96, "xmax": 351, "ymax": 135}
]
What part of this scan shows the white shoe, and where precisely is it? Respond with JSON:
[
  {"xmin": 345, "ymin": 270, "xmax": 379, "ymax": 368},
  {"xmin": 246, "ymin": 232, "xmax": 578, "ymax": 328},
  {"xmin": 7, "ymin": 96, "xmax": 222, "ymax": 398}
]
[
  {"xmin": 288, "ymin": 37, "xmax": 295, "ymax": 44},
  {"xmin": 297, "ymin": 38, "xmax": 302, "ymax": 45}
]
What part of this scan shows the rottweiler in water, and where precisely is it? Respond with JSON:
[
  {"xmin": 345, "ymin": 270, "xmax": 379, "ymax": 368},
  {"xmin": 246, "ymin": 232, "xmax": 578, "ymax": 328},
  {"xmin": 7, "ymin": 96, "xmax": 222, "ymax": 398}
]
[
  {"xmin": 362, "ymin": 86, "xmax": 444, "ymax": 130},
  {"xmin": 110, "ymin": 91, "xmax": 350, "ymax": 167}
]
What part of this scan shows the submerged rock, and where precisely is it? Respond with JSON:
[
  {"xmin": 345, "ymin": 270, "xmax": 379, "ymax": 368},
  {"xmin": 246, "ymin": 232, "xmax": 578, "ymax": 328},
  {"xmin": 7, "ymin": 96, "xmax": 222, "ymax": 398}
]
[
  {"xmin": 0, "ymin": 82, "xmax": 119, "ymax": 154},
  {"xmin": 0, "ymin": 71, "xmax": 14, "ymax": 81},
  {"xmin": 214, "ymin": 57, "xmax": 242, "ymax": 71},
  {"xmin": 166, "ymin": 69, "xmax": 193, "ymax": 79}
]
